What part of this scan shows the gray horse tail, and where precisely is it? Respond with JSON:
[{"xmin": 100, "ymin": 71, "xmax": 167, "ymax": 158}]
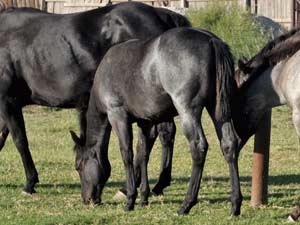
[{"xmin": 210, "ymin": 38, "xmax": 236, "ymax": 122}]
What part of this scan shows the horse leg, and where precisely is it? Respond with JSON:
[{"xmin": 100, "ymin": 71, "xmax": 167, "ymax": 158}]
[
  {"xmin": 288, "ymin": 108, "xmax": 300, "ymax": 221},
  {"xmin": 114, "ymin": 124, "xmax": 158, "ymax": 200},
  {"xmin": 152, "ymin": 120, "xmax": 176, "ymax": 196},
  {"xmin": 135, "ymin": 123, "xmax": 156, "ymax": 206},
  {"xmin": 177, "ymin": 107, "xmax": 209, "ymax": 215},
  {"xmin": 77, "ymin": 106, "xmax": 88, "ymax": 143},
  {"xmin": 0, "ymin": 101, "xmax": 38, "ymax": 193},
  {"xmin": 0, "ymin": 116, "xmax": 9, "ymax": 151},
  {"xmin": 94, "ymin": 114, "xmax": 112, "ymax": 204},
  {"xmin": 292, "ymin": 108, "xmax": 300, "ymax": 137},
  {"xmin": 207, "ymin": 107, "xmax": 242, "ymax": 216},
  {"xmin": 108, "ymin": 111, "xmax": 137, "ymax": 211},
  {"xmin": 219, "ymin": 121, "xmax": 241, "ymax": 215}
]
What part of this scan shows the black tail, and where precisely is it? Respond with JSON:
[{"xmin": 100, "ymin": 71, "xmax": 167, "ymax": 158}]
[{"xmin": 210, "ymin": 38, "xmax": 236, "ymax": 122}]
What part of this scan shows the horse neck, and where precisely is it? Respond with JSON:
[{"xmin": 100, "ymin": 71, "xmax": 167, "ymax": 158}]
[
  {"xmin": 84, "ymin": 98, "xmax": 104, "ymax": 148},
  {"xmin": 235, "ymin": 62, "xmax": 286, "ymax": 146}
]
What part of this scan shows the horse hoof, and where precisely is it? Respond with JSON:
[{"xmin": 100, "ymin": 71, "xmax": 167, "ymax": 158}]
[
  {"xmin": 93, "ymin": 199, "xmax": 102, "ymax": 205},
  {"xmin": 288, "ymin": 206, "xmax": 300, "ymax": 222},
  {"xmin": 21, "ymin": 189, "xmax": 36, "ymax": 196},
  {"xmin": 231, "ymin": 212, "xmax": 240, "ymax": 217},
  {"xmin": 151, "ymin": 190, "xmax": 164, "ymax": 197},
  {"xmin": 139, "ymin": 201, "xmax": 148, "ymax": 207},
  {"xmin": 151, "ymin": 187, "xmax": 164, "ymax": 196},
  {"xmin": 231, "ymin": 208, "xmax": 241, "ymax": 216},
  {"xmin": 22, "ymin": 187, "xmax": 36, "ymax": 195},
  {"xmin": 113, "ymin": 190, "xmax": 127, "ymax": 201},
  {"xmin": 288, "ymin": 215, "xmax": 297, "ymax": 222},
  {"xmin": 177, "ymin": 207, "xmax": 189, "ymax": 216},
  {"xmin": 124, "ymin": 204, "xmax": 134, "ymax": 212}
]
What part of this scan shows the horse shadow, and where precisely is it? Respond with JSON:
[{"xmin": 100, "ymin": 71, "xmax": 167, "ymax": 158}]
[{"xmin": 0, "ymin": 174, "xmax": 298, "ymax": 204}]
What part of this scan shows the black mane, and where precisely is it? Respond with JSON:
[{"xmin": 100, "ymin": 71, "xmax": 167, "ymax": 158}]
[{"xmin": 239, "ymin": 27, "xmax": 300, "ymax": 88}]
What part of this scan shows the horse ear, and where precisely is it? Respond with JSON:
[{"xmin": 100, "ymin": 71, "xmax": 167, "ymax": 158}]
[{"xmin": 70, "ymin": 130, "xmax": 84, "ymax": 147}]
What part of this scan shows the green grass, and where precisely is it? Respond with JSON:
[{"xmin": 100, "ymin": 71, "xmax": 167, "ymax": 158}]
[{"xmin": 0, "ymin": 106, "xmax": 299, "ymax": 224}]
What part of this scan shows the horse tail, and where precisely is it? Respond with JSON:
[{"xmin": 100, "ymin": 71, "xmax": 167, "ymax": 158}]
[{"xmin": 210, "ymin": 38, "xmax": 236, "ymax": 122}]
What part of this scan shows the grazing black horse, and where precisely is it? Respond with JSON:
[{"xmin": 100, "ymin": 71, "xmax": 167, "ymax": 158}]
[
  {"xmin": 0, "ymin": 2, "xmax": 190, "ymax": 194},
  {"xmin": 72, "ymin": 27, "xmax": 241, "ymax": 215}
]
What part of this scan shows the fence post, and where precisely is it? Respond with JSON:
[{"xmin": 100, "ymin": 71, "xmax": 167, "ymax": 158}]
[
  {"xmin": 251, "ymin": 109, "xmax": 271, "ymax": 207},
  {"xmin": 180, "ymin": 0, "xmax": 186, "ymax": 8},
  {"xmin": 246, "ymin": 0, "xmax": 251, "ymax": 8}
]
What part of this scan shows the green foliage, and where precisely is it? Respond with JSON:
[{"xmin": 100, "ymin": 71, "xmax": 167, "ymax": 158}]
[{"xmin": 188, "ymin": 1, "xmax": 269, "ymax": 61}]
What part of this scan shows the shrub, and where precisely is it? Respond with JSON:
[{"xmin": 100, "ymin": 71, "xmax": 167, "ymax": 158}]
[{"xmin": 188, "ymin": 1, "xmax": 269, "ymax": 62}]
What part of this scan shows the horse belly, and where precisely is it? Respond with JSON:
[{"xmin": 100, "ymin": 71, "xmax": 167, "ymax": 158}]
[
  {"xmin": 128, "ymin": 93, "xmax": 177, "ymax": 122},
  {"xmin": 28, "ymin": 72, "xmax": 92, "ymax": 108}
]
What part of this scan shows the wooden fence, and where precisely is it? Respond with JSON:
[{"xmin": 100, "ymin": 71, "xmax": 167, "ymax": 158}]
[
  {"xmin": 44, "ymin": 0, "xmax": 248, "ymax": 14},
  {"xmin": 249, "ymin": 0, "xmax": 294, "ymax": 29},
  {"xmin": 0, "ymin": 0, "xmax": 298, "ymax": 29},
  {"xmin": 0, "ymin": 0, "xmax": 44, "ymax": 9}
]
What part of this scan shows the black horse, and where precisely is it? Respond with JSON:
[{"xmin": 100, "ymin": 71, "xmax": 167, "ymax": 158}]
[
  {"xmin": 0, "ymin": 7, "xmax": 49, "ymax": 32},
  {"xmin": 0, "ymin": 2, "xmax": 190, "ymax": 194},
  {"xmin": 72, "ymin": 27, "xmax": 241, "ymax": 215}
]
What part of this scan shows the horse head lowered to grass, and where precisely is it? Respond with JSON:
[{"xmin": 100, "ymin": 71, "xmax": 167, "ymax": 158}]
[
  {"xmin": 72, "ymin": 27, "xmax": 241, "ymax": 215},
  {"xmin": 0, "ymin": 2, "xmax": 190, "ymax": 195}
]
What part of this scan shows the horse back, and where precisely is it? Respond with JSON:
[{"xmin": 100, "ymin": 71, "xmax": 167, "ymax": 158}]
[
  {"xmin": 0, "ymin": 2, "xmax": 190, "ymax": 108},
  {"xmin": 93, "ymin": 28, "xmax": 218, "ymax": 120},
  {"xmin": 0, "ymin": 7, "xmax": 50, "ymax": 32}
]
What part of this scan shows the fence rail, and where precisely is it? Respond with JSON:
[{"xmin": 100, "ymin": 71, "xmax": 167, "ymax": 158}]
[{"xmin": 0, "ymin": 0, "xmax": 297, "ymax": 29}]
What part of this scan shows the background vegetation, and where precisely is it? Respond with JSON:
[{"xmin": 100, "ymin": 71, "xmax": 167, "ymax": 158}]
[{"xmin": 188, "ymin": 1, "xmax": 269, "ymax": 61}]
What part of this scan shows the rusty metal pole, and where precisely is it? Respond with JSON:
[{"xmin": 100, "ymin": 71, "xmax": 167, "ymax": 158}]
[{"xmin": 251, "ymin": 109, "xmax": 271, "ymax": 207}]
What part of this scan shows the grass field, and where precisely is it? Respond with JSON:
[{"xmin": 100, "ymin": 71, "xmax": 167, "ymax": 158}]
[{"xmin": 0, "ymin": 106, "xmax": 299, "ymax": 224}]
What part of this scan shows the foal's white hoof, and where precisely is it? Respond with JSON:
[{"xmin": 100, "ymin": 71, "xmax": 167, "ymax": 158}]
[
  {"xmin": 288, "ymin": 215, "xmax": 297, "ymax": 222},
  {"xmin": 113, "ymin": 190, "xmax": 127, "ymax": 201},
  {"xmin": 21, "ymin": 190, "xmax": 33, "ymax": 196}
]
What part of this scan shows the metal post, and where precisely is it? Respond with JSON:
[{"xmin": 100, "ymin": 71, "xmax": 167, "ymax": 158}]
[{"xmin": 251, "ymin": 109, "xmax": 271, "ymax": 207}]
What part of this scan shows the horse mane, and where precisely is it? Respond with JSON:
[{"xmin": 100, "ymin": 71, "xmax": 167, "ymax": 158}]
[{"xmin": 239, "ymin": 27, "xmax": 300, "ymax": 88}]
